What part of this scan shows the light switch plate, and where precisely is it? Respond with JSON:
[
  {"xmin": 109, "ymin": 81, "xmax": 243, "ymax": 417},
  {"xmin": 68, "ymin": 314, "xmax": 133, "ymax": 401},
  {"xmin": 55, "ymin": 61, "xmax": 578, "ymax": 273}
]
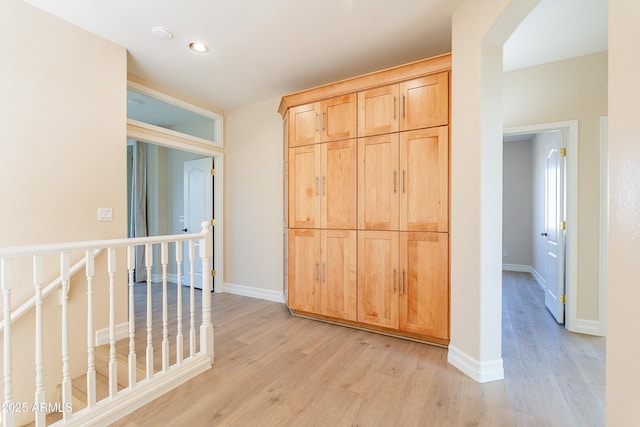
[{"xmin": 98, "ymin": 208, "xmax": 113, "ymax": 222}]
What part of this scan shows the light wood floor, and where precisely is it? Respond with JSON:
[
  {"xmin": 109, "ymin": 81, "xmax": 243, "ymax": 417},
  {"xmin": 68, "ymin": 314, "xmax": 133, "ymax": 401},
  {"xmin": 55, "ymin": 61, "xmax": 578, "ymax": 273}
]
[{"xmin": 111, "ymin": 271, "xmax": 605, "ymax": 427}]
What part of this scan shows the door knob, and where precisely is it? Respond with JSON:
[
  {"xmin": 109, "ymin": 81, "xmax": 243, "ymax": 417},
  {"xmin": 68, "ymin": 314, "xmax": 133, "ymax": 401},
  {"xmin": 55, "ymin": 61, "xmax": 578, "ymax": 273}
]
[
  {"xmin": 541, "ymin": 232, "xmax": 548, "ymax": 237},
  {"xmin": 181, "ymin": 228, "xmax": 188, "ymax": 232}
]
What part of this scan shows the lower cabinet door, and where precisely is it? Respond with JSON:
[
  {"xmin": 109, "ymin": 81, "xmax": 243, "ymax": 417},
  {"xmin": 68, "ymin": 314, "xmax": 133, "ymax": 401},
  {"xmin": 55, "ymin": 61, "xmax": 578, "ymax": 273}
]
[
  {"xmin": 288, "ymin": 229, "xmax": 321, "ymax": 314},
  {"xmin": 357, "ymin": 231, "xmax": 399, "ymax": 328},
  {"xmin": 399, "ymin": 232, "xmax": 449, "ymax": 339},
  {"xmin": 321, "ymin": 230, "xmax": 357, "ymax": 321}
]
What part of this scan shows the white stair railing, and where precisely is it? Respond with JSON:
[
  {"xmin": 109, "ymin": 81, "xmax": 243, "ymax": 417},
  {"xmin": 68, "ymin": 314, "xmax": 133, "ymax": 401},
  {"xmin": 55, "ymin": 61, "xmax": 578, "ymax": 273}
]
[{"xmin": 0, "ymin": 221, "xmax": 214, "ymax": 427}]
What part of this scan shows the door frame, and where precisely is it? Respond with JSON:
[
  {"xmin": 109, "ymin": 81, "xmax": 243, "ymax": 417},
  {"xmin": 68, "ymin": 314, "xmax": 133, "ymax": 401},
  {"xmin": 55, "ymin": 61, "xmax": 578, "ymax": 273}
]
[
  {"xmin": 503, "ymin": 120, "xmax": 578, "ymax": 331},
  {"xmin": 127, "ymin": 129, "xmax": 224, "ymax": 294}
]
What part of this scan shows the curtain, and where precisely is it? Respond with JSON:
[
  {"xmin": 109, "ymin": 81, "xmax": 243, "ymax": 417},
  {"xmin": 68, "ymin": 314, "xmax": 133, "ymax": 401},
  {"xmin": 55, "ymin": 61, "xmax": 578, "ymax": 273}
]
[{"xmin": 129, "ymin": 141, "xmax": 148, "ymax": 282}]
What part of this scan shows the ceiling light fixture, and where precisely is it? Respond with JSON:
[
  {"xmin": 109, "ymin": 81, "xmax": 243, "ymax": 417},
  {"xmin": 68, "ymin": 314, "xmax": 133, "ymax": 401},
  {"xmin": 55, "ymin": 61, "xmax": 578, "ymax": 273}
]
[
  {"xmin": 189, "ymin": 42, "xmax": 208, "ymax": 53},
  {"xmin": 152, "ymin": 26, "xmax": 173, "ymax": 40}
]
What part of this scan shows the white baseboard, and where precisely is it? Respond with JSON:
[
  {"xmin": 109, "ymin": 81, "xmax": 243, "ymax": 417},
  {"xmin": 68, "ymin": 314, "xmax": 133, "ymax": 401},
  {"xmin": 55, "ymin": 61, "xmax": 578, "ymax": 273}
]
[
  {"xmin": 502, "ymin": 263, "xmax": 532, "ymax": 273},
  {"xmin": 95, "ymin": 322, "xmax": 129, "ymax": 346},
  {"xmin": 151, "ymin": 273, "xmax": 179, "ymax": 283},
  {"xmin": 223, "ymin": 282, "xmax": 285, "ymax": 304},
  {"xmin": 573, "ymin": 318, "xmax": 606, "ymax": 337},
  {"xmin": 447, "ymin": 344, "xmax": 504, "ymax": 383},
  {"xmin": 529, "ymin": 268, "xmax": 546, "ymax": 291},
  {"xmin": 502, "ymin": 264, "xmax": 546, "ymax": 291}
]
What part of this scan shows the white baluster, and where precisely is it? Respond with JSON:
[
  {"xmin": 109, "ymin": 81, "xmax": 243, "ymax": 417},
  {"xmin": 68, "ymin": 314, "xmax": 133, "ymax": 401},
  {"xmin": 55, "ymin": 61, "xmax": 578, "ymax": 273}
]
[
  {"xmin": 85, "ymin": 250, "xmax": 96, "ymax": 408},
  {"xmin": 199, "ymin": 222, "xmax": 214, "ymax": 359},
  {"xmin": 1, "ymin": 258, "xmax": 14, "ymax": 427},
  {"xmin": 33, "ymin": 255, "xmax": 45, "ymax": 427},
  {"xmin": 161, "ymin": 242, "xmax": 169, "ymax": 372},
  {"xmin": 60, "ymin": 253, "xmax": 72, "ymax": 421},
  {"xmin": 188, "ymin": 240, "xmax": 196, "ymax": 358},
  {"xmin": 175, "ymin": 242, "xmax": 183, "ymax": 365},
  {"xmin": 127, "ymin": 246, "xmax": 136, "ymax": 388},
  {"xmin": 107, "ymin": 248, "xmax": 117, "ymax": 398},
  {"xmin": 145, "ymin": 244, "xmax": 154, "ymax": 379}
]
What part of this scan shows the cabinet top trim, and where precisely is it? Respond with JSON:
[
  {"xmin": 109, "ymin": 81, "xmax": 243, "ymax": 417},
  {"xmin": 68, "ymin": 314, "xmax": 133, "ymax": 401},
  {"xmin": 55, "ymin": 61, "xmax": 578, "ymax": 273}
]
[{"xmin": 278, "ymin": 53, "xmax": 451, "ymax": 117}]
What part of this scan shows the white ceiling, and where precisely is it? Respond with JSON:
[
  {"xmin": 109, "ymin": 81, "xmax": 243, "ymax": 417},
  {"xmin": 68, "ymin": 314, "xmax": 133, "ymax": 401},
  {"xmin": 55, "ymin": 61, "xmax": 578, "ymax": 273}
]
[{"xmin": 24, "ymin": 0, "xmax": 607, "ymax": 111}]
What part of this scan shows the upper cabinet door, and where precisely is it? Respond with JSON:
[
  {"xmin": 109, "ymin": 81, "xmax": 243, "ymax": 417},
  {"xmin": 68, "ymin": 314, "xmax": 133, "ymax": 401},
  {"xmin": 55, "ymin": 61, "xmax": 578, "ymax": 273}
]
[
  {"xmin": 400, "ymin": 72, "xmax": 449, "ymax": 131},
  {"xmin": 399, "ymin": 127, "xmax": 449, "ymax": 232},
  {"xmin": 358, "ymin": 85, "xmax": 400, "ymax": 137},
  {"xmin": 290, "ymin": 102, "xmax": 321, "ymax": 147},
  {"xmin": 321, "ymin": 139, "xmax": 357, "ymax": 229},
  {"xmin": 358, "ymin": 134, "xmax": 400, "ymax": 230},
  {"xmin": 320, "ymin": 94, "xmax": 357, "ymax": 142},
  {"xmin": 289, "ymin": 145, "xmax": 321, "ymax": 228}
]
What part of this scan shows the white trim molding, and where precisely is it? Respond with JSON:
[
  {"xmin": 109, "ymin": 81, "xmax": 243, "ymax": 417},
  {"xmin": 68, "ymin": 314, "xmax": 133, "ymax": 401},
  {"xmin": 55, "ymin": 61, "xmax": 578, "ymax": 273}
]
[
  {"xmin": 95, "ymin": 322, "xmax": 130, "ymax": 346},
  {"xmin": 504, "ymin": 120, "xmax": 579, "ymax": 332},
  {"xmin": 502, "ymin": 263, "xmax": 532, "ymax": 273},
  {"xmin": 447, "ymin": 345, "xmax": 504, "ymax": 383},
  {"xmin": 598, "ymin": 116, "xmax": 608, "ymax": 337},
  {"xmin": 223, "ymin": 282, "xmax": 286, "ymax": 304}
]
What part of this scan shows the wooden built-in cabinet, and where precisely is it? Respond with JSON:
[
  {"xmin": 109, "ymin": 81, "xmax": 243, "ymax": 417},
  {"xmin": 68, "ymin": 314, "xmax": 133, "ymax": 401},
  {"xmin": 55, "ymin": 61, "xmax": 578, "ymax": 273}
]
[
  {"xmin": 357, "ymin": 231, "xmax": 448, "ymax": 339},
  {"xmin": 289, "ymin": 94, "xmax": 357, "ymax": 147},
  {"xmin": 357, "ymin": 72, "xmax": 449, "ymax": 137},
  {"xmin": 358, "ymin": 126, "xmax": 448, "ymax": 232},
  {"xmin": 288, "ymin": 229, "xmax": 357, "ymax": 321},
  {"xmin": 281, "ymin": 53, "xmax": 451, "ymax": 345},
  {"xmin": 289, "ymin": 139, "xmax": 357, "ymax": 229}
]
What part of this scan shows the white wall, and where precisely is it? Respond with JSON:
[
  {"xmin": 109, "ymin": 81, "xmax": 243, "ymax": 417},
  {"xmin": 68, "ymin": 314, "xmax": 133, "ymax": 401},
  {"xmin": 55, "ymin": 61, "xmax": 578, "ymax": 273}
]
[
  {"xmin": 503, "ymin": 52, "xmax": 607, "ymax": 321},
  {"xmin": 502, "ymin": 139, "xmax": 533, "ymax": 266},
  {"xmin": 224, "ymin": 96, "xmax": 284, "ymax": 299},
  {"xmin": 607, "ymin": 1, "xmax": 640, "ymax": 424},
  {"xmin": 1, "ymin": 0, "xmax": 127, "ymax": 423}
]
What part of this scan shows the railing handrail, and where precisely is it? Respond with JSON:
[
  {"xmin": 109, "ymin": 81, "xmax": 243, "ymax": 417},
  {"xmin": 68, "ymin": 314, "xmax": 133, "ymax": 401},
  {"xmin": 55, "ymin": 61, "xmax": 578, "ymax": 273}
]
[
  {"xmin": 0, "ymin": 249, "xmax": 101, "ymax": 333},
  {"xmin": 0, "ymin": 228, "xmax": 208, "ymax": 258}
]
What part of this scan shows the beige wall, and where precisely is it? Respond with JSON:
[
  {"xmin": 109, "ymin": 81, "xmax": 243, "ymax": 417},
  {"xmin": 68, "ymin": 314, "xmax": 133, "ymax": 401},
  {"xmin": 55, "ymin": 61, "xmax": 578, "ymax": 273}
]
[
  {"xmin": 607, "ymin": 0, "xmax": 640, "ymax": 424},
  {"xmin": 503, "ymin": 52, "xmax": 608, "ymax": 321},
  {"xmin": 1, "ymin": 0, "xmax": 127, "ymax": 422},
  {"xmin": 224, "ymin": 96, "xmax": 284, "ymax": 295},
  {"xmin": 502, "ymin": 139, "xmax": 533, "ymax": 266}
]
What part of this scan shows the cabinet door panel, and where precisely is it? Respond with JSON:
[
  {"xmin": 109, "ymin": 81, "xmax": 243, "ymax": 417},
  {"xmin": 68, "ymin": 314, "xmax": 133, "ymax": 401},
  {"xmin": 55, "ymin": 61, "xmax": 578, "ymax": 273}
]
[
  {"xmin": 358, "ymin": 134, "xmax": 399, "ymax": 230},
  {"xmin": 400, "ymin": 73, "xmax": 448, "ymax": 131},
  {"xmin": 321, "ymin": 94, "xmax": 357, "ymax": 142},
  {"xmin": 400, "ymin": 127, "xmax": 449, "ymax": 231},
  {"xmin": 322, "ymin": 140, "xmax": 357, "ymax": 229},
  {"xmin": 290, "ymin": 103, "xmax": 320, "ymax": 147},
  {"xmin": 322, "ymin": 230, "xmax": 357, "ymax": 321},
  {"xmin": 357, "ymin": 231, "xmax": 399, "ymax": 328},
  {"xmin": 288, "ymin": 229, "xmax": 321, "ymax": 313},
  {"xmin": 289, "ymin": 145, "xmax": 321, "ymax": 228},
  {"xmin": 358, "ymin": 85, "xmax": 399, "ymax": 137},
  {"xmin": 399, "ymin": 232, "xmax": 449, "ymax": 338}
]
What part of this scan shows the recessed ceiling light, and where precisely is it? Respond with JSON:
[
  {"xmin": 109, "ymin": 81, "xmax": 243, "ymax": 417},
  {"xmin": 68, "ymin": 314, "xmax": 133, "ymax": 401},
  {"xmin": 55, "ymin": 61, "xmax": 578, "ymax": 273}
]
[
  {"xmin": 189, "ymin": 42, "xmax": 208, "ymax": 53},
  {"xmin": 152, "ymin": 26, "xmax": 173, "ymax": 40}
]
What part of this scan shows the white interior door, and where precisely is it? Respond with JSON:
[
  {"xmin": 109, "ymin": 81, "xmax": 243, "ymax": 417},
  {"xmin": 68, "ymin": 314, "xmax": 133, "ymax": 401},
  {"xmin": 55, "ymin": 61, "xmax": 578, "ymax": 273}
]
[
  {"xmin": 183, "ymin": 157, "xmax": 213, "ymax": 289},
  {"xmin": 543, "ymin": 143, "xmax": 565, "ymax": 323}
]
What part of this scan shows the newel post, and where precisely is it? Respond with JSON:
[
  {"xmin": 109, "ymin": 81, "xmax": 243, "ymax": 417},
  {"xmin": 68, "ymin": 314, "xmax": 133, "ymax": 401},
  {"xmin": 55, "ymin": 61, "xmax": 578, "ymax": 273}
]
[{"xmin": 199, "ymin": 221, "xmax": 214, "ymax": 361}]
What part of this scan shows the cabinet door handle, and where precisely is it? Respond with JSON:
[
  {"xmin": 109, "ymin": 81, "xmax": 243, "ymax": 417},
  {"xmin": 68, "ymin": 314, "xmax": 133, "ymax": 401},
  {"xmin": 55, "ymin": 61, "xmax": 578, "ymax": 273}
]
[
  {"xmin": 402, "ymin": 270, "xmax": 405, "ymax": 295},
  {"xmin": 393, "ymin": 170, "xmax": 397, "ymax": 193},
  {"xmin": 322, "ymin": 263, "xmax": 325, "ymax": 283},
  {"xmin": 402, "ymin": 94, "xmax": 406, "ymax": 118},
  {"xmin": 393, "ymin": 96, "xmax": 397, "ymax": 120},
  {"xmin": 315, "ymin": 262, "xmax": 319, "ymax": 283},
  {"xmin": 322, "ymin": 176, "xmax": 326, "ymax": 196},
  {"xmin": 402, "ymin": 169, "xmax": 406, "ymax": 193},
  {"xmin": 322, "ymin": 112, "xmax": 325, "ymax": 131},
  {"xmin": 392, "ymin": 269, "xmax": 396, "ymax": 293},
  {"xmin": 315, "ymin": 113, "xmax": 319, "ymax": 132},
  {"xmin": 315, "ymin": 177, "xmax": 319, "ymax": 196}
]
